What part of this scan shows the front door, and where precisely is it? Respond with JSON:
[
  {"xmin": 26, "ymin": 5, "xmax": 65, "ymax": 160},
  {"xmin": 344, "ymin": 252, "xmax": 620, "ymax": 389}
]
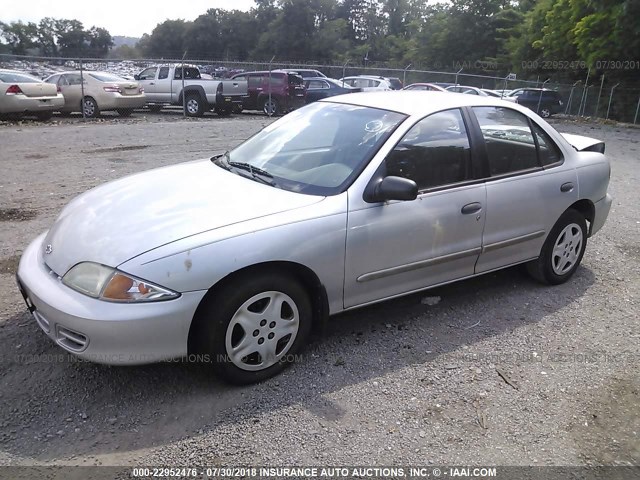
[{"xmin": 344, "ymin": 108, "xmax": 486, "ymax": 308}]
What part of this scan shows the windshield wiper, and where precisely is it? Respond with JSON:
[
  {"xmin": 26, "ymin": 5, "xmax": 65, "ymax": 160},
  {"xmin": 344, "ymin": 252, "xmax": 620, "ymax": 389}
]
[
  {"xmin": 212, "ymin": 152, "xmax": 277, "ymax": 187},
  {"xmin": 211, "ymin": 151, "xmax": 231, "ymax": 170},
  {"xmin": 227, "ymin": 161, "xmax": 277, "ymax": 186}
]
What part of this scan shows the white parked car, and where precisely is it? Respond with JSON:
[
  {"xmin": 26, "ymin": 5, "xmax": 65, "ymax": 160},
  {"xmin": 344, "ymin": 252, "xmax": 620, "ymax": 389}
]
[
  {"xmin": 0, "ymin": 69, "xmax": 64, "ymax": 119},
  {"xmin": 17, "ymin": 92, "xmax": 612, "ymax": 384},
  {"xmin": 337, "ymin": 75, "xmax": 393, "ymax": 91}
]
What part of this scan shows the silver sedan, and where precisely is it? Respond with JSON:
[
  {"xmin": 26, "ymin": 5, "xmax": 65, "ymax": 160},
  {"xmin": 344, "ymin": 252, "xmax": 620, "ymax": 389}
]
[{"xmin": 17, "ymin": 92, "xmax": 612, "ymax": 384}]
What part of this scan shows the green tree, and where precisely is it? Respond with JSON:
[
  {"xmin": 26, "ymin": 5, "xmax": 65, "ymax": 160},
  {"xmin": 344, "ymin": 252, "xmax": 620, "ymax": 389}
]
[{"xmin": 0, "ymin": 21, "xmax": 38, "ymax": 55}]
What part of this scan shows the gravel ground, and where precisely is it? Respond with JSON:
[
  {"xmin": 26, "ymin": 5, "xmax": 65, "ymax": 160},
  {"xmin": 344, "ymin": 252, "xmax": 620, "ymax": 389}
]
[{"xmin": 0, "ymin": 112, "xmax": 638, "ymax": 469}]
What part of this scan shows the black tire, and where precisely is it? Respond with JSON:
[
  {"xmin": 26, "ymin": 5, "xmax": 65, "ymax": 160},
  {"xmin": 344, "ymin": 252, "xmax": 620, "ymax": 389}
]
[
  {"xmin": 148, "ymin": 105, "xmax": 163, "ymax": 113},
  {"xmin": 526, "ymin": 208, "xmax": 587, "ymax": 285},
  {"xmin": 215, "ymin": 106, "xmax": 232, "ymax": 117},
  {"xmin": 116, "ymin": 108, "xmax": 133, "ymax": 117},
  {"xmin": 82, "ymin": 97, "xmax": 100, "ymax": 118},
  {"xmin": 262, "ymin": 97, "xmax": 280, "ymax": 116},
  {"xmin": 539, "ymin": 107, "xmax": 551, "ymax": 118},
  {"xmin": 193, "ymin": 273, "xmax": 312, "ymax": 385},
  {"xmin": 36, "ymin": 111, "xmax": 53, "ymax": 121},
  {"xmin": 184, "ymin": 94, "xmax": 205, "ymax": 117}
]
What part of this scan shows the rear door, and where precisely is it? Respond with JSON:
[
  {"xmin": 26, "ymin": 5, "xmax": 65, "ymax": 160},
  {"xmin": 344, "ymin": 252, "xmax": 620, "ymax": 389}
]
[
  {"xmin": 470, "ymin": 106, "xmax": 577, "ymax": 273},
  {"xmin": 304, "ymin": 79, "xmax": 329, "ymax": 103},
  {"xmin": 58, "ymin": 73, "xmax": 84, "ymax": 111}
]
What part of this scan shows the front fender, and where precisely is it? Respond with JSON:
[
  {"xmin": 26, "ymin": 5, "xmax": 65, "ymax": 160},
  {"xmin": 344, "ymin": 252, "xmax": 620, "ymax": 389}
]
[{"xmin": 118, "ymin": 194, "xmax": 348, "ymax": 314}]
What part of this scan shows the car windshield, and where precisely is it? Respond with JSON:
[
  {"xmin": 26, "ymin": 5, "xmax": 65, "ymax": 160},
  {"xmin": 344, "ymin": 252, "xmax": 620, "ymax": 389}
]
[
  {"xmin": 89, "ymin": 72, "xmax": 127, "ymax": 82},
  {"xmin": 0, "ymin": 72, "xmax": 41, "ymax": 83},
  {"xmin": 219, "ymin": 102, "xmax": 406, "ymax": 196}
]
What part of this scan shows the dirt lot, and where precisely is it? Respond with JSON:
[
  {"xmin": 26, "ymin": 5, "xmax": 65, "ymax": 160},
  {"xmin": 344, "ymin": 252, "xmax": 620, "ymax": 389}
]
[{"xmin": 0, "ymin": 112, "xmax": 638, "ymax": 469}]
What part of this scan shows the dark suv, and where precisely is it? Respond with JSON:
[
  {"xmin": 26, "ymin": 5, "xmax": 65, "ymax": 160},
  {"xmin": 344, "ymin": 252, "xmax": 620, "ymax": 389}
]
[
  {"xmin": 230, "ymin": 70, "xmax": 306, "ymax": 115},
  {"xmin": 509, "ymin": 88, "xmax": 563, "ymax": 118}
]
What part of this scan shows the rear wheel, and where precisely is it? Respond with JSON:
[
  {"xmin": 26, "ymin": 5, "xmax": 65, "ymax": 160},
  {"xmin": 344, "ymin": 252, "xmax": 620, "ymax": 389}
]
[
  {"xmin": 36, "ymin": 111, "xmax": 53, "ymax": 121},
  {"xmin": 262, "ymin": 97, "xmax": 280, "ymax": 116},
  {"xmin": 526, "ymin": 209, "xmax": 587, "ymax": 285},
  {"xmin": 116, "ymin": 108, "xmax": 133, "ymax": 117},
  {"xmin": 82, "ymin": 97, "xmax": 100, "ymax": 118},
  {"xmin": 539, "ymin": 107, "xmax": 551, "ymax": 118},
  {"xmin": 185, "ymin": 94, "xmax": 205, "ymax": 117},
  {"xmin": 193, "ymin": 273, "xmax": 312, "ymax": 384},
  {"xmin": 215, "ymin": 106, "xmax": 232, "ymax": 117}
]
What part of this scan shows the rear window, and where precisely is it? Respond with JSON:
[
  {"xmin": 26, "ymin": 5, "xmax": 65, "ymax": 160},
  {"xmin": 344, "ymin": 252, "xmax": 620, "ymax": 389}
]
[
  {"xmin": 174, "ymin": 67, "xmax": 201, "ymax": 80},
  {"xmin": 89, "ymin": 72, "xmax": 126, "ymax": 82},
  {"xmin": 0, "ymin": 72, "xmax": 41, "ymax": 83},
  {"xmin": 388, "ymin": 78, "xmax": 403, "ymax": 90}
]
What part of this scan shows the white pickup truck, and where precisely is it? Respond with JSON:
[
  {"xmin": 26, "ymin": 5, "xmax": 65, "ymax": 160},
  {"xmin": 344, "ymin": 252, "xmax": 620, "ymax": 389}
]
[{"xmin": 135, "ymin": 64, "xmax": 248, "ymax": 117}]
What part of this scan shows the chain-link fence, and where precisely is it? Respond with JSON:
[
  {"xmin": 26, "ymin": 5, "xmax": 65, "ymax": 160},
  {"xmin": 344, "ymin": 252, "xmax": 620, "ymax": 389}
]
[{"xmin": 2, "ymin": 53, "xmax": 639, "ymax": 123}]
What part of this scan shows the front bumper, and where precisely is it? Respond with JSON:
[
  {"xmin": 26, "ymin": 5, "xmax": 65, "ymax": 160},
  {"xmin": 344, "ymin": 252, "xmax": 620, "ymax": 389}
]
[
  {"xmin": 16, "ymin": 233, "xmax": 207, "ymax": 365},
  {"xmin": 590, "ymin": 193, "xmax": 612, "ymax": 236}
]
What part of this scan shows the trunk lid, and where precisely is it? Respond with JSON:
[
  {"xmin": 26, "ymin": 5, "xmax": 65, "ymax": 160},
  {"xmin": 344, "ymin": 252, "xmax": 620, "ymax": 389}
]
[{"xmin": 560, "ymin": 133, "xmax": 605, "ymax": 153}]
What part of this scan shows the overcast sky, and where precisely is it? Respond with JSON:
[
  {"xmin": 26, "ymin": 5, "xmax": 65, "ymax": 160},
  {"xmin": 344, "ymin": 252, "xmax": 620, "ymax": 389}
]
[{"xmin": 1, "ymin": 0, "xmax": 257, "ymax": 38}]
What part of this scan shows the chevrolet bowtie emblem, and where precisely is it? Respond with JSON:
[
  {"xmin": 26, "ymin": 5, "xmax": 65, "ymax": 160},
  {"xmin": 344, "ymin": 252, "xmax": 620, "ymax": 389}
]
[{"xmin": 45, "ymin": 244, "xmax": 53, "ymax": 254}]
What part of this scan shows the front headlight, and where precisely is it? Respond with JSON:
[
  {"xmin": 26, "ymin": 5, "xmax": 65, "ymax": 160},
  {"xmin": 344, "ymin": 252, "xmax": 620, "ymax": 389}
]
[{"xmin": 63, "ymin": 262, "xmax": 180, "ymax": 302}]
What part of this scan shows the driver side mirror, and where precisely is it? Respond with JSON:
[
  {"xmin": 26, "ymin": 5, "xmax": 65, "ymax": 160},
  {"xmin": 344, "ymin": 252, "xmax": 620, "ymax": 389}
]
[
  {"xmin": 133, "ymin": 74, "xmax": 140, "ymax": 80},
  {"xmin": 370, "ymin": 176, "xmax": 418, "ymax": 202}
]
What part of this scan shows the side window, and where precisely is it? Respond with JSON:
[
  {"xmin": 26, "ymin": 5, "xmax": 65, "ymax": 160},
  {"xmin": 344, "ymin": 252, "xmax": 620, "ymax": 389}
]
[
  {"xmin": 473, "ymin": 106, "xmax": 540, "ymax": 176},
  {"xmin": 385, "ymin": 109, "xmax": 473, "ymax": 190},
  {"xmin": 138, "ymin": 68, "xmax": 156, "ymax": 81},
  {"xmin": 247, "ymin": 75, "xmax": 262, "ymax": 88},
  {"xmin": 233, "ymin": 75, "xmax": 246, "ymax": 82},
  {"xmin": 158, "ymin": 67, "xmax": 169, "ymax": 80},
  {"xmin": 46, "ymin": 75, "xmax": 59, "ymax": 84},
  {"xmin": 66, "ymin": 74, "xmax": 84, "ymax": 85},
  {"xmin": 531, "ymin": 122, "xmax": 563, "ymax": 166},
  {"xmin": 269, "ymin": 75, "xmax": 285, "ymax": 86}
]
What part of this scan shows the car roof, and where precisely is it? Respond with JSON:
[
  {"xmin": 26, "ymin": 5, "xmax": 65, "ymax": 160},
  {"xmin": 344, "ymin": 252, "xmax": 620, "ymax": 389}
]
[
  {"xmin": 343, "ymin": 75, "xmax": 388, "ymax": 80},
  {"xmin": 319, "ymin": 90, "xmax": 534, "ymax": 117}
]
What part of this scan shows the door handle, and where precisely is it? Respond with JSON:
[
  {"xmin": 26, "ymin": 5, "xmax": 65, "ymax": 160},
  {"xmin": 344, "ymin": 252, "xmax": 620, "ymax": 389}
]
[
  {"xmin": 560, "ymin": 182, "xmax": 574, "ymax": 193},
  {"xmin": 461, "ymin": 202, "xmax": 482, "ymax": 215},
  {"xmin": 149, "ymin": 82, "xmax": 155, "ymax": 85}
]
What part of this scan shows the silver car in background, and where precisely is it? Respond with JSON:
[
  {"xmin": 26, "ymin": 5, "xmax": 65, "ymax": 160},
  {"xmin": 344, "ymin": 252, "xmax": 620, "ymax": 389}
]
[
  {"xmin": 0, "ymin": 69, "xmax": 65, "ymax": 119},
  {"xmin": 44, "ymin": 71, "xmax": 146, "ymax": 117},
  {"xmin": 17, "ymin": 92, "xmax": 612, "ymax": 384}
]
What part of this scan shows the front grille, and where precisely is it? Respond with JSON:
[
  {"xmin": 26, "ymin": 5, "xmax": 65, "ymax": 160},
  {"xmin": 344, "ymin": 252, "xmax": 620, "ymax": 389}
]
[{"xmin": 56, "ymin": 326, "xmax": 88, "ymax": 352}]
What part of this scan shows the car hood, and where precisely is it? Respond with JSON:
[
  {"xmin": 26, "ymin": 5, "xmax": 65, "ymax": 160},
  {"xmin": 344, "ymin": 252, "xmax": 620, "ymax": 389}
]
[{"xmin": 42, "ymin": 159, "xmax": 324, "ymax": 276}]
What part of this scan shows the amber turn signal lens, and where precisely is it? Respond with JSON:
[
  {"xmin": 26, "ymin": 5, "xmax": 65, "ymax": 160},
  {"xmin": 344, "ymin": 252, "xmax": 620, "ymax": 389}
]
[{"xmin": 102, "ymin": 273, "xmax": 134, "ymax": 300}]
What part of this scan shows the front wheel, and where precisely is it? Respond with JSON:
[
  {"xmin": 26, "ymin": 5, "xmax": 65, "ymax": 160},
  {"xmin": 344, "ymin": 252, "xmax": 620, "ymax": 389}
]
[
  {"xmin": 526, "ymin": 209, "xmax": 587, "ymax": 285},
  {"xmin": 539, "ymin": 107, "xmax": 551, "ymax": 118},
  {"xmin": 193, "ymin": 273, "xmax": 312, "ymax": 384}
]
